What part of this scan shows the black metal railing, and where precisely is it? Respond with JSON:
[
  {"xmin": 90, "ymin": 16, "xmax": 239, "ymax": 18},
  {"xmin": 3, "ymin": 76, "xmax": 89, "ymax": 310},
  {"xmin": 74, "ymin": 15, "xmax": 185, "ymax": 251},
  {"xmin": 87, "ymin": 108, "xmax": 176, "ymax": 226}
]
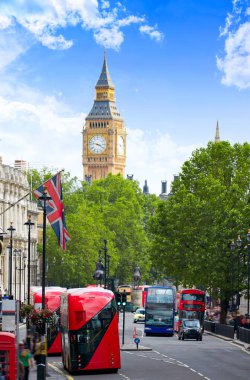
[
  {"xmin": 215, "ymin": 323, "xmax": 235, "ymax": 339},
  {"xmin": 238, "ymin": 327, "xmax": 250, "ymax": 344},
  {"xmin": 204, "ymin": 321, "xmax": 216, "ymax": 333}
]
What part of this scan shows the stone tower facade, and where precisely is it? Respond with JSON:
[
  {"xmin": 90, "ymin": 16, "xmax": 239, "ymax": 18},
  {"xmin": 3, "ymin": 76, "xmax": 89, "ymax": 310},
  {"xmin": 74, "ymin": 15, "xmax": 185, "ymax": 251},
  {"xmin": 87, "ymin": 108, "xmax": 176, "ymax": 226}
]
[{"xmin": 82, "ymin": 52, "xmax": 126, "ymax": 181}]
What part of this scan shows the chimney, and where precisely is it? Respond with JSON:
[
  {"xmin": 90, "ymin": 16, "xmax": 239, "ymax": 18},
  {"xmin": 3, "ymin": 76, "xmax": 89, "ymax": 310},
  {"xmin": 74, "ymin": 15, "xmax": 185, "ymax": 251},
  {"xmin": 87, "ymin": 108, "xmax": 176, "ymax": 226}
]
[{"xmin": 161, "ymin": 180, "xmax": 167, "ymax": 194}]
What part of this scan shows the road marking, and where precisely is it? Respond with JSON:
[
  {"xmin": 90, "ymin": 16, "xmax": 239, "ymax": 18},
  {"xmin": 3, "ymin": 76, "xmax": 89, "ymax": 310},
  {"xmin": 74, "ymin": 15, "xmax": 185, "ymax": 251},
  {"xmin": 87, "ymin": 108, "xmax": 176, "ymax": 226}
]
[
  {"xmin": 48, "ymin": 362, "xmax": 73, "ymax": 380},
  {"xmin": 124, "ymin": 350, "xmax": 210, "ymax": 379},
  {"xmin": 119, "ymin": 373, "xmax": 130, "ymax": 379}
]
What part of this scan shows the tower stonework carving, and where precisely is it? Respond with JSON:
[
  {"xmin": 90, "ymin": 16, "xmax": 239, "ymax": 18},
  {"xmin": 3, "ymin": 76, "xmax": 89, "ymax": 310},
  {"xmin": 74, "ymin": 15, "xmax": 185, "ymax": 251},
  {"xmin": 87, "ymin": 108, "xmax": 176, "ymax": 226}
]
[{"xmin": 82, "ymin": 52, "xmax": 126, "ymax": 180}]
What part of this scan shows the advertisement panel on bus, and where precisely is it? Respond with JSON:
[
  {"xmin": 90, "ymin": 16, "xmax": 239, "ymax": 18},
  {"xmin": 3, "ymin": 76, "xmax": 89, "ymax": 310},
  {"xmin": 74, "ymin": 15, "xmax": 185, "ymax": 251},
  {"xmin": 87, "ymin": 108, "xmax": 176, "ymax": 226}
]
[
  {"xmin": 60, "ymin": 287, "xmax": 121, "ymax": 373},
  {"xmin": 175, "ymin": 289, "xmax": 206, "ymax": 332},
  {"xmin": 144, "ymin": 286, "xmax": 175, "ymax": 336},
  {"xmin": 31, "ymin": 286, "xmax": 66, "ymax": 354},
  {"xmin": 131, "ymin": 286, "xmax": 150, "ymax": 311}
]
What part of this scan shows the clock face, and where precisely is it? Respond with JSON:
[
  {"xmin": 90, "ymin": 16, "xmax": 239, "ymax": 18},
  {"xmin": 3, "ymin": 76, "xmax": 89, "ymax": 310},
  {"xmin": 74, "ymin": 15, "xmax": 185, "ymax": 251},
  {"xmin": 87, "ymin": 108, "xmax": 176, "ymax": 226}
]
[
  {"xmin": 117, "ymin": 135, "xmax": 125, "ymax": 155},
  {"xmin": 89, "ymin": 135, "xmax": 106, "ymax": 154}
]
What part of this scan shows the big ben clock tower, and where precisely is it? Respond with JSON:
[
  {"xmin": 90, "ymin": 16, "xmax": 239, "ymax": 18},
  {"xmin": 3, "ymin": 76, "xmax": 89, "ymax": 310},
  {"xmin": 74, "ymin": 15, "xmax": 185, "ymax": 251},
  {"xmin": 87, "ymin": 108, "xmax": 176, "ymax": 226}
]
[{"xmin": 82, "ymin": 51, "xmax": 126, "ymax": 181}]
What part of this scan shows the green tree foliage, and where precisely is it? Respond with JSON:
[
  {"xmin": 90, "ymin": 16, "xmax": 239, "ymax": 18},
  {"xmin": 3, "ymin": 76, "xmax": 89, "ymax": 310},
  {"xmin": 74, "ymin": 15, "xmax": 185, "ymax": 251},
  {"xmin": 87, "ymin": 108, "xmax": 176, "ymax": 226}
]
[
  {"xmin": 149, "ymin": 141, "xmax": 250, "ymax": 321},
  {"xmin": 30, "ymin": 170, "xmax": 157, "ymax": 288}
]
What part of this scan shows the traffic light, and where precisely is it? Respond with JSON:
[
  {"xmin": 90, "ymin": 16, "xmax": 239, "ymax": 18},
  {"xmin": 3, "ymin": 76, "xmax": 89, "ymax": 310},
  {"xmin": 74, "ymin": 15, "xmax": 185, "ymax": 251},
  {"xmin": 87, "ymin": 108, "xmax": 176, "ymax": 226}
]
[
  {"xmin": 122, "ymin": 291, "xmax": 127, "ymax": 306},
  {"xmin": 0, "ymin": 235, "xmax": 3, "ymax": 255},
  {"xmin": 115, "ymin": 292, "xmax": 121, "ymax": 306}
]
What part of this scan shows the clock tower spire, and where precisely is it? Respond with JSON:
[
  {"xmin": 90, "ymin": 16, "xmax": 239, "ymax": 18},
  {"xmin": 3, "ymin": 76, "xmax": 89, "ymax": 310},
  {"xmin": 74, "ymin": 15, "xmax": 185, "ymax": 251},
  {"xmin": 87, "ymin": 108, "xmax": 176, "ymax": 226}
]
[
  {"xmin": 82, "ymin": 51, "xmax": 126, "ymax": 180},
  {"xmin": 215, "ymin": 120, "xmax": 220, "ymax": 143}
]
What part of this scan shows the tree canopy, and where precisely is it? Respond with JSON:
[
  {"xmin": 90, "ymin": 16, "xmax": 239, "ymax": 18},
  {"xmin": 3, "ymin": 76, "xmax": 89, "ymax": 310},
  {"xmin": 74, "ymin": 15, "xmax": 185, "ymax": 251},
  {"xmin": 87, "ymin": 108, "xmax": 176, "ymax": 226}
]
[
  {"xmin": 30, "ymin": 170, "xmax": 160, "ymax": 288},
  {"xmin": 149, "ymin": 141, "xmax": 250, "ymax": 320}
]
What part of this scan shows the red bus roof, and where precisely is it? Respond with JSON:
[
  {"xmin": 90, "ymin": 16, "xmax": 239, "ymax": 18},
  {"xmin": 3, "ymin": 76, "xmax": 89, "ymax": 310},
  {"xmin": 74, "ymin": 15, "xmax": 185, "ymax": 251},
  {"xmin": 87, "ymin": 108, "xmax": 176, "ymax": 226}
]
[
  {"xmin": 179, "ymin": 289, "xmax": 205, "ymax": 294},
  {"xmin": 32, "ymin": 286, "xmax": 66, "ymax": 311},
  {"xmin": 61, "ymin": 287, "xmax": 115, "ymax": 331}
]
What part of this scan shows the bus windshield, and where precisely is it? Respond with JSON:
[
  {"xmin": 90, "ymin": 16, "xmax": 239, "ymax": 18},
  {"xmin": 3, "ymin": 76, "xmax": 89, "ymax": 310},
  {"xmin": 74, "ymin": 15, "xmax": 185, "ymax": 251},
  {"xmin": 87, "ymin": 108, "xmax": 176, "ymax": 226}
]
[
  {"xmin": 145, "ymin": 306, "xmax": 173, "ymax": 326},
  {"xmin": 147, "ymin": 288, "xmax": 173, "ymax": 304},
  {"xmin": 181, "ymin": 293, "xmax": 205, "ymax": 302}
]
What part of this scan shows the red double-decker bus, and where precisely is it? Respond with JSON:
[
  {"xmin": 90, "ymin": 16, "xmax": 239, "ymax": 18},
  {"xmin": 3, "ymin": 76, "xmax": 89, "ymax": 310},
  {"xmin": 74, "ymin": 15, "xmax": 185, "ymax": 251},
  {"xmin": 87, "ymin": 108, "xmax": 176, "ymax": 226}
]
[
  {"xmin": 31, "ymin": 286, "xmax": 66, "ymax": 354},
  {"xmin": 174, "ymin": 289, "xmax": 206, "ymax": 332},
  {"xmin": 60, "ymin": 287, "xmax": 121, "ymax": 374}
]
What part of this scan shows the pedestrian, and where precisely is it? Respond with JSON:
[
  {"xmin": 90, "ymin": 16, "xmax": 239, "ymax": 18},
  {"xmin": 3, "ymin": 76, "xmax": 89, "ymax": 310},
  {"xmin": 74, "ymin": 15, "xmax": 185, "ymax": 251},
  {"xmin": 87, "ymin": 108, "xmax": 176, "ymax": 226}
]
[
  {"xmin": 33, "ymin": 339, "xmax": 43, "ymax": 366},
  {"xmin": 19, "ymin": 343, "xmax": 33, "ymax": 380},
  {"xmin": 31, "ymin": 333, "xmax": 40, "ymax": 355}
]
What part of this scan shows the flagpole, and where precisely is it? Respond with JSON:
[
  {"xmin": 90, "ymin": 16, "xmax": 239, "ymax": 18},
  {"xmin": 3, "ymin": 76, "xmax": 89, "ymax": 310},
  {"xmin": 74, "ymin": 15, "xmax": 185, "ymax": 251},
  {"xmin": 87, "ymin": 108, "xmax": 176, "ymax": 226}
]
[
  {"xmin": 38, "ymin": 187, "xmax": 51, "ymax": 380},
  {"xmin": 0, "ymin": 192, "xmax": 30, "ymax": 217},
  {"xmin": 0, "ymin": 169, "xmax": 65, "ymax": 218}
]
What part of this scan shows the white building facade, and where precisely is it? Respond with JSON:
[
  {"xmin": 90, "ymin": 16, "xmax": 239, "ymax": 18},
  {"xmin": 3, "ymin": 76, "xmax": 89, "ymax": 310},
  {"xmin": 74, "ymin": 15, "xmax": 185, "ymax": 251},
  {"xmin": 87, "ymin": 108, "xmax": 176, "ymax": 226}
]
[{"xmin": 0, "ymin": 157, "xmax": 38, "ymax": 301}]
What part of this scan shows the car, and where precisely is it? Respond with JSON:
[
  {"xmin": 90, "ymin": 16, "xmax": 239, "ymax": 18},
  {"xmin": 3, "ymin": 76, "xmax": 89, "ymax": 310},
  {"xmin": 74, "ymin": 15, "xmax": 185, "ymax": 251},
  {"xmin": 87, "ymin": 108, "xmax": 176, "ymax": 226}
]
[
  {"xmin": 178, "ymin": 319, "xmax": 202, "ymax": 341},
  {"xmin": 133, "ymin": 308, "xmax": 145, "ymax": 323}
]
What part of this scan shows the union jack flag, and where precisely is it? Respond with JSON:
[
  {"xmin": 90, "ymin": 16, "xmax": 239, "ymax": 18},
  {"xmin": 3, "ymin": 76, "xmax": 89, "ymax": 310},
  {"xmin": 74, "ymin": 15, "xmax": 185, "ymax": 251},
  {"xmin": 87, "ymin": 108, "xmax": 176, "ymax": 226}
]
[{"xmin": 34, "ymin": 172, "xmax": 70, "ymax": 251}]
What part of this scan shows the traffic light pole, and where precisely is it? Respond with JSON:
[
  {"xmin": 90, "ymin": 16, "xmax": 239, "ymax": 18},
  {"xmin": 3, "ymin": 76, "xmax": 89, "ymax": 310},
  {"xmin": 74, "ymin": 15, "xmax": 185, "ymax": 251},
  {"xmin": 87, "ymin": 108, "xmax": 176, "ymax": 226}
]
[{"xmin": 122, "ymin": 304, "xmax": 125, "ymax": 345}]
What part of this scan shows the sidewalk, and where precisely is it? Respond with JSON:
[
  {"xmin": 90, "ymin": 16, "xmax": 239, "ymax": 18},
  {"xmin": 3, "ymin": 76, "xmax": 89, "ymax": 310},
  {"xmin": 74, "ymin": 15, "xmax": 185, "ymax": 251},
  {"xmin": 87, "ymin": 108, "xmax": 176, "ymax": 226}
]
[
  {"xmin": 205, "ymin": 330, "xmax": 250, "ymax": 353},
  {"xmin": 29, "ymin": 363, "xmax": 68, "ymax": 379}
]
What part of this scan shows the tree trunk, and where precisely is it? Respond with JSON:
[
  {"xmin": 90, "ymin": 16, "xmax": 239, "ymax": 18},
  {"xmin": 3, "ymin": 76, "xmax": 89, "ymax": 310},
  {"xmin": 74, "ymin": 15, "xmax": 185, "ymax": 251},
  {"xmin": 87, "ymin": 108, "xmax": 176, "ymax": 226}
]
[{"xmin": 220, "ymin": 297, "xmax": 229, "ymax": 324}]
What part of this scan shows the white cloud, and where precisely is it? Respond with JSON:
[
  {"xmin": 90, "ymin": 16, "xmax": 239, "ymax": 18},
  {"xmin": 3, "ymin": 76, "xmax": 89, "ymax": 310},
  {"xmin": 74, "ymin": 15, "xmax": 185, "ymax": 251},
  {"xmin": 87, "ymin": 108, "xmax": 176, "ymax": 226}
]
[
  {"xmin": 217, "ymin": 0, "xmax": 250, "ymax": 89},
  {"xmin": 0, "ymin": 0, "xmax": 164, "ymax": 67},
  {"xmin": 0, "ymin": 27, "xmax": 30, "ymax": 71},
  {"xmin": 0, "ymin": 82, "xmax": 196, "ymax": 194},
  {"xmin": 139, "ymin": 25, "xmax": 164, "ymax": 42},
  {"xmin": 117, "ymin": 15, "xmax": 145, "ymax": 27},
  {"xmin": 0, "ymin": 85, "xmax": 84, "ymax": 178},
  {"xmin": 94, "ymin": 26, "xmax": 124, "ymax": 50},
  {"xmin": 0, "ymin": 15, "xmax": 12, "ymax": 29},
  {"xmin": 126, "ymin": 129, "xmax": 196, "ymax": 194},
  {"xmin": 38, "ymin": 33, "xmax": 73, "ymax": 50}
]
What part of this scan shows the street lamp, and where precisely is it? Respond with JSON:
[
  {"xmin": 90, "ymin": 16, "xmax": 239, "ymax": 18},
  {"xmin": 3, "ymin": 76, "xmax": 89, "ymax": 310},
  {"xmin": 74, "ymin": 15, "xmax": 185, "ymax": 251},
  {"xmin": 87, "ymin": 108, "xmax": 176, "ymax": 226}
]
[
  {"xmin": 230, "ymin": 241, "xmax": 236, "ymax": 310},
  {"xmin": 7, "ymin": 223, "xmax": 16, "ymax": 297},
  {"xmin": 24, "ymin": 215, "xmax": 34, "ymax": 305},
  {"xmin": 236, "ymin": 235, "xmax": 242, "ymax": 309},
  {"xmin": 247, "ymin": 230, "xmax": 250, "ymax": 317}
]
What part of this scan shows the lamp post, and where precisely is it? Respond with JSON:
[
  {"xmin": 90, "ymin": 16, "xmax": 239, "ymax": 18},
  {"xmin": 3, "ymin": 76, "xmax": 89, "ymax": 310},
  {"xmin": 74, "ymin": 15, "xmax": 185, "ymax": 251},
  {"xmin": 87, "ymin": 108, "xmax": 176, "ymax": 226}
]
[
  {"xmin": 103, "ymin": 239, "xmax": 107, "ymax": 289},
  {"xmin": 17, "ymin": 251, "xmax": 24, "ymax": 301},
  {"xmin": 23, "ymin": 255, "xmax": 27, "ymax": 301},
  {"xmin": 236, "ymin": 235, "xmax": 242, "ymax": 309},
  {"xmin": 24, "ymin": 215, "xmax": 34, "ymax": 305},
  {"xmin": 247, "ymin": 230, "xmax": 250, "ymax": 317},
  {"xmin": 107, "ymin": 254, "xmax": 111, "ymax": 279},
  {"xmin": 15, "ymin": 250, "xmax": 21, "ymax": 300},
  {"xmin": 7, "ymin": 223, "xmax": 15, "ymax": 298},
  {"xmin": 38, "ymin": 188, "xmax": 51, "ymax": 380},
  {"xmin": 13, "ymin": 249, "xmax": 18, "ymax": 300},
  {"xmin": 230, "ymin": 241, "xmax": 236, "ymax": 310}
]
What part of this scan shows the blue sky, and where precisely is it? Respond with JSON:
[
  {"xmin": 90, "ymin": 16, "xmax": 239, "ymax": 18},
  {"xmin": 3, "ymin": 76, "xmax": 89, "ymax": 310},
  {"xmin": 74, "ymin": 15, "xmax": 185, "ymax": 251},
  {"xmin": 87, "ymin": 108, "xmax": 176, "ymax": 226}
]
[{"xmin": 0, "ymin": 0, "xmax": 250, "ymax": 194}]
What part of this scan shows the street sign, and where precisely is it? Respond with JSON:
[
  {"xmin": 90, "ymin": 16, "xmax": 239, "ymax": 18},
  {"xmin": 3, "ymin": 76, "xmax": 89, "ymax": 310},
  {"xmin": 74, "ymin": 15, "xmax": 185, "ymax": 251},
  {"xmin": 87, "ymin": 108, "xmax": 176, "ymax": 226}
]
[
  {"xmin": 134, "ymin": 337, "xmax": 140, "ymax": 344},
  {"xmin": 2, "ymin": 300, "xmax": 16, "ymax": 332}
]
